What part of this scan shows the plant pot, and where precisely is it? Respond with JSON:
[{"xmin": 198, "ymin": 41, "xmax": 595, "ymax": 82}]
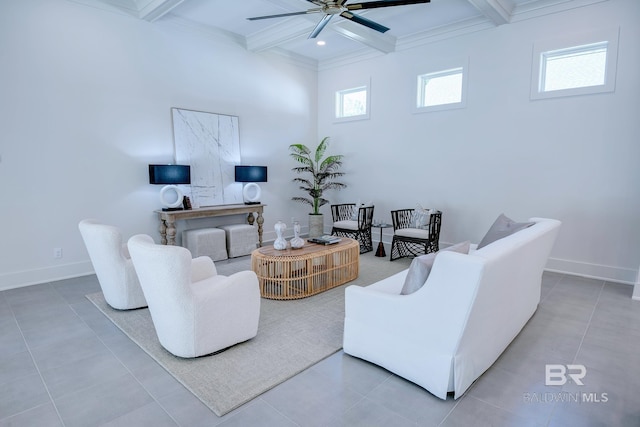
[{"xmin": 308, "ymin": 213, "xmax": 324, "ymax": 238}]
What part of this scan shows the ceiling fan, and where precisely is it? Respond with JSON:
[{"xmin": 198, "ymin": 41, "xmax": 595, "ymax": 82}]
[{"xmin": 248, "ymin": 0, "xmax": 431, "ymax": 39}]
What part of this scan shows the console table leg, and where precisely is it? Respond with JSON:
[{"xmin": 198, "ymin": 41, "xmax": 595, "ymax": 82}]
[
  {"xmin": 166, "ymin": 219, "xmax": 177, "ymax": 245},
  {"xmin": 159, "ymin": 220, "xmax": 168, "ymax": 245},
  {"xmin": 256, "ymin": 212, "xmax": 264, "ymax": 247}
]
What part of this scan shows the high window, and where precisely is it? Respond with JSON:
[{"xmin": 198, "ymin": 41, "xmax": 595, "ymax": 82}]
[
  {"xmin": 417, "ymin": 67, "xmax": 464, "ymax": 109},
  {"xmin": 531, "ymin": 27, "xmax": 619, "ymax": 100},
  {"xmin": 414, "ymin": 58, "xmax": 468, "ymax": 113},
  {"xmin": 540, "ymin": 43, "xmax": 607, "ymax": 92},
  {"xmin": 335, "ymin": 86, "xmax": 369, "ymax": 120}
]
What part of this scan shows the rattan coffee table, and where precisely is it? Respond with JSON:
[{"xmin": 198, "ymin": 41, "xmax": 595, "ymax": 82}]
[{"xmin": 251, "ymin": 238, "xmax": 359, "ymax": 300}]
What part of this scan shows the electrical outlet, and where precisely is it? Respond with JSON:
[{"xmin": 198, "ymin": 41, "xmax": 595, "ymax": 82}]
[{"xmin": 54, "ymin": 248, "xmax": 63, "ymax": 259}]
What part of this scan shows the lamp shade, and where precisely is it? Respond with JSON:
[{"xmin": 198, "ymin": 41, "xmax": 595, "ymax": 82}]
[
  {"xmin": 235, "ymin": 165, "xmax": 267, "ymax": 183},
  {"xmin": 149, "ymin": 164, "xmax": 191, "ymax": 185}
]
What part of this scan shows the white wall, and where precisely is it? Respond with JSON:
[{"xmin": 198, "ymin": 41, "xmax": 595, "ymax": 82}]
[
  {"xmin": 318, "ymin": 0, "xmax": 640, "ymax": 284},
  {"xmin": 0, "ymin": 0, "xmax": 318, "ymax": 289},
  {"xmin": 2, "ymin": 0, "xmax": 638, "ymax": 289}
]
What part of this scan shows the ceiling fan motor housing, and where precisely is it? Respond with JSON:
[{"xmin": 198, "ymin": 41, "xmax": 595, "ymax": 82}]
[{"xmin": 323, "ymin": 2, "xmax": 347, "ymax": 15}]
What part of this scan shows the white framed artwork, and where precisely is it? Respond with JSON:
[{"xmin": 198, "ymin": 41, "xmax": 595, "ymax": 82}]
[{"xmin": 171, "ymin": 108, "xmax": 242, "ymax": 207}]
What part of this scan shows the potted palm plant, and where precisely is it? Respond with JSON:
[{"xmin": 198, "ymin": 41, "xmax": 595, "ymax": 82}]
[{"xmin": 289, "ymin": 137, "xmax": 347, "ymax": 238}]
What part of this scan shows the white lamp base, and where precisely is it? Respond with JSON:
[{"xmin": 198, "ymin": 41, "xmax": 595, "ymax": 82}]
[
  {"xmin": 160, "ymin": 185, "xmax": 184, "ymax": 210},
  {"xmin": 242, "ymin": 183, "xmax": 261, "ymax": 204}
]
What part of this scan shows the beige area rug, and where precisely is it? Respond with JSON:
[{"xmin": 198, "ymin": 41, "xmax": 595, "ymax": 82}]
[{"xmin": 87, "ymin": 252, "xmax": 410, "ymax": 416}]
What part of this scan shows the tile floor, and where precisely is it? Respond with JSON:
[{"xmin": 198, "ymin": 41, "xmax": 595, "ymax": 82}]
[{"xmin": 1, "ymin": 253, "xmax": 639, "ymax": 426}]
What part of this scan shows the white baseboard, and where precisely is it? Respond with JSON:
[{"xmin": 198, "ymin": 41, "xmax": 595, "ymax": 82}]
[
  {"xmin": 0, "ymin": 261, "xmax": 94, "ymax": 291},
  {"xmin": 545, "ymin": 257, "xmax": 637, "ymax": 285}
]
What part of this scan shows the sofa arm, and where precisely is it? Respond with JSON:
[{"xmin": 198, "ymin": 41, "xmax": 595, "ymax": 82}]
[{"xmin": 345, "ymin": 251, "xmax": 486, "ymax": 349}]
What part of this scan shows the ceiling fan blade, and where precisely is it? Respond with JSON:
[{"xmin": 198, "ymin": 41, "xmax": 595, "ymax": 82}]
[
  {"xmin": 347, "ymin": 0, "xmax": 430, "ymax": 11},
  {"xmin": 340, "ymin": 11, "xmax": 390, "ymax": 33},
  {"xmin": 308, "ymin": 14, "xmax": 334, "ymax": 39},
  {"xmin": 247, "ymin": 9, "xmax": 321, "ymax": 21}
]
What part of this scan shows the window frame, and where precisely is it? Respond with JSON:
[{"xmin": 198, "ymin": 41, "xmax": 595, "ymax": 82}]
[
  {"xmin": 530, "ymin": 27, "xmax": 619, "ymax": 100},
  {"xmin": 334, "ymin": 83, "xmax": 370, "ymax": 123},
  {"xmin": 413, "ymin": 57, "xmax": 468, "ymax": 114}
]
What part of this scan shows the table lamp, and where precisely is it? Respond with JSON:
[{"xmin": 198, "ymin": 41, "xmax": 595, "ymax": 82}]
[
  {"xmin": 149, "ymin": 164, "xmax": 191, "ymax": 211},
  {"xmin": 235, "ymin": 165, "xmax": 267, "ymax": 205}
]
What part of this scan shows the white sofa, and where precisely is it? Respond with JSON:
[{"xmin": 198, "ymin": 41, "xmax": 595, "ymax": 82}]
[{"xmin": 343, "ymin": 217, "xmax": 561, "ymax": 399}]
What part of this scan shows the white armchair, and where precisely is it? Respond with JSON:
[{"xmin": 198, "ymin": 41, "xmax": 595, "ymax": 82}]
[
  {"xmin": 78, "ymin": 219, "xmax": 147, "ymax": 310},
  {"xmin": 127, "ymin": 234, "xmax": 261, "ymax": 358}
]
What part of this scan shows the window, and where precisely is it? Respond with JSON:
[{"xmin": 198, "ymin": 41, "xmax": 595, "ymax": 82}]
[
  {"xmin": 531, "ymin": 27, "xmax": 619, "ymax": 100},
  {"xmin": 413, "ymin": 58, "xmax": 468, "ymax": 113},
  {"xmin": 335, "ymin": 86, "xmax": 368, "ymax": 120},
  {"xmin": 540, "ymin": 43, "xmax": 607, "ymax": 92},
  {"xmin": 417, "ymin": 68, "xmax": 464, "ymax": 108}
]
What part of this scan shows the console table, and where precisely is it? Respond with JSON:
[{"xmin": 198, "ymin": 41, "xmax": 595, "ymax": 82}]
[{"xmin": 155, "ymin": 204, "xmax": 265, "ymax": 246}]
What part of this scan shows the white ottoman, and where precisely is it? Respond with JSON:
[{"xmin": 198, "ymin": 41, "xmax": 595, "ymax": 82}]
[
  {"xmin": 218, "ymin": 224, "xmax": 258, "ymax": 258},
  {"xmin": 182, "ymin": 228, "xmax": 228, "ymax": 261}
]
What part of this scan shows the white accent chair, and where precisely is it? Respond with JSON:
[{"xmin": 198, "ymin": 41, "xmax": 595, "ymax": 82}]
[
  {"xmin": 78, "ymin": 219, "xmax": 147, "ymax": 310},
  {"xmin": 343, "ymin": 218, "xmax": 561, "ymax": 399},
  {"xmin": 127, "ymin": 234, "xmax": 261, "ymax": 358}
]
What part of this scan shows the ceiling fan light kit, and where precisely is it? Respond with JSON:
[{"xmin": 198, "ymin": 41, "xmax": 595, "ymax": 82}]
[{"xmin": 248, "ymin": 0, "xmax": 431, "ymax": 39}]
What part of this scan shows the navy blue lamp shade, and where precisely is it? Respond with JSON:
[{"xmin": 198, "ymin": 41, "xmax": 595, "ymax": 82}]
[
  {"xmin": 149, "ymin": 164, "xmax": 191, "ymax": 185},
  {"xmin": 235, "ymin": 165, "xmax": 267, "ymax": 183}
]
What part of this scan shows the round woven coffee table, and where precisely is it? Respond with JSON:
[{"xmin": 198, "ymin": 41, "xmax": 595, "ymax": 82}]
[{"xmin": 251, "ymin": 238, "xmax": 359, "ymax": 300}]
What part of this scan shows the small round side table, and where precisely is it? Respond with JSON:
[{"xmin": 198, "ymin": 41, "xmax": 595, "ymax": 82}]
[{"xmin": 373, "ymin": 224, "xmax": 392, "ymax": 257}]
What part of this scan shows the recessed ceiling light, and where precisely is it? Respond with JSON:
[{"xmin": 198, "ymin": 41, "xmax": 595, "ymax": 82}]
[{"xmin": 316, "ymin": 40, "xmax": 326, "ymax": 46}]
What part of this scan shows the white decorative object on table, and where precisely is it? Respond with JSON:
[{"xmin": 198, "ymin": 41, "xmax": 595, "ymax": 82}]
[
  {"xmin": 290, "ymin": 221, "xmax": 304, "ymax": 249},
  {"xmin": 273, "ymin": 221, "xmax": 287, "ymax": 250}
]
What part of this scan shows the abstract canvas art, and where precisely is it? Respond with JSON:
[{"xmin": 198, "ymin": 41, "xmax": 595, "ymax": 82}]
[{"xmin": 172, "ymin": 108, "xmax": 242, "ymax": 207}]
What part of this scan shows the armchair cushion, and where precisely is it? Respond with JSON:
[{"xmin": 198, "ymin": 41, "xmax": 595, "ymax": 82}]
[
  {"xmin": 400, "ymin": 241, "xmax": 471, "ymax": 295},
  {"xmin": 395, "ymin": 228, "xmax": 430, "ymax": 239},
  {"xmin": 333, "ymin": 220, "xmax": 359, "ymax": 231},
  {"xmin": 477, "ymin": 214, "xmax": 535, "ymax": 249}
]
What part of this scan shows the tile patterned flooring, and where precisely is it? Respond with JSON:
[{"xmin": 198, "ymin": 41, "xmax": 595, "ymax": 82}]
[{"xmin": 1, "ymin": 253, "xmax": 639, "ymax": 426}]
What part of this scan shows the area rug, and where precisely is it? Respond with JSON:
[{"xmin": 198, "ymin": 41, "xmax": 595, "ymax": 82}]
[{"xmin": 87, "ymin": 253, "xmax": 410, "ymax": 416}]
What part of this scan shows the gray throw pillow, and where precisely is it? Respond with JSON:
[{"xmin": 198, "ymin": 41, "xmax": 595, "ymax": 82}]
[
  {"xmin": 477, "ymin": 214, "xmax": 535, "ymax": 249},
  {"xmin": 400, "ymin": 240, "xmax": 471, "ymax": 295}
]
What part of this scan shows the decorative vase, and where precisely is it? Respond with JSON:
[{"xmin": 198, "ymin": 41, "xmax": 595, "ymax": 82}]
[
  {"xmin": 308, "ymin": 213, "xmax": 324, "ymax": 238},
  {"xmin": 290, "ymin": 221, "xmax": 304, "ymax": 249},
  {"xmin": 273, "ymin": 220, "xmax": 287, "ymax": 250}
]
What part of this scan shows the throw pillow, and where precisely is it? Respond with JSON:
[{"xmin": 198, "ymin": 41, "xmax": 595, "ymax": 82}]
[
  {"xmin": 400, "ymin": 254, "xmax": 436, "ymax": 295},
  {"xmin": 477, "ymin": 214, "xmax": 535, "ymax": 249},
  {"xmin": 400, "ymin": 240, "xmax": 471, "ymax": 295},
  {"xmin": 349, "ymin": 201, "xmax": 373, "ymax": 220},
  {"xmin": 349, "ymin": 200, "xmax": 361, "ymax": 220},
  {"xmin": 410, "ymin": 204, "xmax": 432, "ymax": 230}
]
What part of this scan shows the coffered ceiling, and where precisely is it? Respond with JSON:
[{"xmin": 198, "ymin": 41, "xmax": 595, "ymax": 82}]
[{"xmin": 93, "ymin": 0, "xmax": 601, "ymax": 67}]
